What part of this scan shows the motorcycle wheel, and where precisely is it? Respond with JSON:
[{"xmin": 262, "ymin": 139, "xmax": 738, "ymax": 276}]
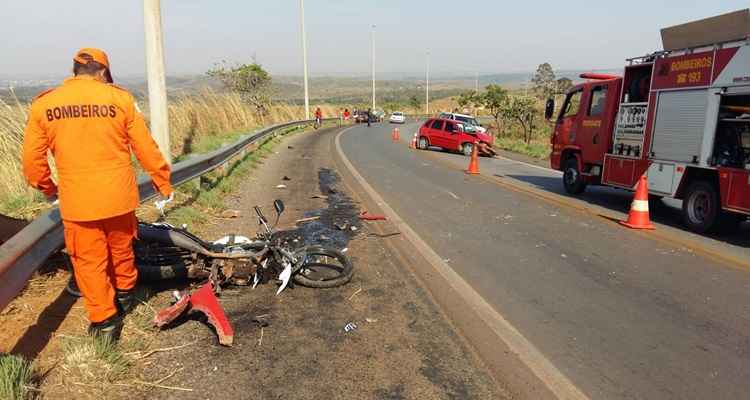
[{"xmin": 292, "ymin": 246, "xmax": 353, "ymax": 288}]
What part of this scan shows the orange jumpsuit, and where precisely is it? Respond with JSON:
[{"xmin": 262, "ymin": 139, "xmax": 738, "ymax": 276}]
[{"xmin": 23, "ymin": 75, "xmax": 172, "ymax": 323}]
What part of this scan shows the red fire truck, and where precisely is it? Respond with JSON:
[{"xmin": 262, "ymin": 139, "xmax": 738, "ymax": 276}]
[{"xmin": 546, "ymin": 9, "xmax": 750, "ymax": 233}]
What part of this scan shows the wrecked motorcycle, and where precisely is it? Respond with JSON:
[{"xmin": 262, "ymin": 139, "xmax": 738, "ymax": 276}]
[{"xmin": 135, "ymin": 199, "xmax": 354, "ymax": 294}]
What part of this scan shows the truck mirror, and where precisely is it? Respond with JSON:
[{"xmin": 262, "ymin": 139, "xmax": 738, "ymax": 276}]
[{"xmin": 544, "ymin": 98, "xmax": 555, "ymax": 120}]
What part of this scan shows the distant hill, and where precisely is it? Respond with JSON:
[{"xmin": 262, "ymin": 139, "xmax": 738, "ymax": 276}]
[{"xmin": 0, "ymin": 69, "xmax": 620, "ymax": 104}]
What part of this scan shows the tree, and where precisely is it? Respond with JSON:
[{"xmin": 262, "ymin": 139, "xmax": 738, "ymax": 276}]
[
  {"xmin": 207, "ymin": 62, "xmax": 272, "ymax": 113},
  {"xmin": 478, "ymin": 84, "xmax": 508, "ymax": 135},
  {"xmin": 502, "ymin": 95, "xmax": 537, "ymax": 143},
  {"xmin": 408, "ymin": 94, "xmax": 421, "ymax": 113},
  {"xmin": 531, "ymin": 63, "xmax": 556, "ymax": 99},
  {"xmin": 556, "ymin": 77, "xmax": 573, "ymax": 95},
  {"xmin": 456, "ymin": 91, "xmax": 479, "ymax": 111}
]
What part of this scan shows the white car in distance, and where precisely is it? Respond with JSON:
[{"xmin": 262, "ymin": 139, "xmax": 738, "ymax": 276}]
[
  {"xmin": 438, "ymin": 112, "xmax": 487, "ymax": 133},
  {"xmin": 389, "ymin": 111, "xmax": 406, "ymax": 124}
]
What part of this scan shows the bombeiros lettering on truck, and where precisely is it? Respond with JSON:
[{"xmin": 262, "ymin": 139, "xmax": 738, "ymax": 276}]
[{"xmin": 544, "ymin": 9, "xmax": 750, "ymax": 233}]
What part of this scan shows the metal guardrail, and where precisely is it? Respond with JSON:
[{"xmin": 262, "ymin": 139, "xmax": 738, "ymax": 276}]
[{"xmin": 0, "ymin": 118, "xmax": 338, "ymax": 312}]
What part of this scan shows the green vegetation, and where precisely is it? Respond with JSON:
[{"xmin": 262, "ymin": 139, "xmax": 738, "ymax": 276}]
[
  {"xmin": 494, "ymin": 136, "xmax": 550, "ymax": 159},
  {"xmin": 0, "ymin": 354, "xmax": 37, "ymax": 400},
  {"xmin": 206, "ymin": 62, "xmax": 272, "ymax": 113}
]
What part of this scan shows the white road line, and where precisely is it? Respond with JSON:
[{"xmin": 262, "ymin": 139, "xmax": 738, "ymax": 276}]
[{"xmin": 335, "ymin": 127, "xmax": 589, "ymax": 400}]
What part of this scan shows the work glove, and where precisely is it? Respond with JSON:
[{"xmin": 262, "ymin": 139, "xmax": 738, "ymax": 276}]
[{"xmin": 154, "ymin": 192, "xmax": 174, "ymax": 215}]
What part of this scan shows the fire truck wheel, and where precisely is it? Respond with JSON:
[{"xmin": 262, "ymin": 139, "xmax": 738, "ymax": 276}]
[
  {"xmin": 682, "ymin": 181, "xmax": 719, "ymax": 233},
  {"xmin": 563, "ymin": 157, "xmax": 587, "ymax": 195}
]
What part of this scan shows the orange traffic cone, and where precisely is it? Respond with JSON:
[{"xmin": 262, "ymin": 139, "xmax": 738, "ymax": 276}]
[
  {"xmin": 465, "ymin": 142, "xmax": 480, "ymax": 175},
  {"xmin": 620, "ymin": 174, "xmax": 654, "ymax": 230},
  {"xmin": 393, "ymin": 128, "xmax": 400, "ymax": 142},
  {"xmin": 409, "ymin": 133, "xmax": 417, "ymax": 149}
]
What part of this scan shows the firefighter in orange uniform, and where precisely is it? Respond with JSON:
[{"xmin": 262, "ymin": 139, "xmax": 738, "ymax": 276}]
[{"xmin": 22, "ymin": 48, "xmax": 173, "ymax": 341}]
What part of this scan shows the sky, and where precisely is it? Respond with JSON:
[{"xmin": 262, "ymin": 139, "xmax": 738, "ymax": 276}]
[{"xmin": 1, "ymin": 1, "xmax": 748, "ymax": 78}]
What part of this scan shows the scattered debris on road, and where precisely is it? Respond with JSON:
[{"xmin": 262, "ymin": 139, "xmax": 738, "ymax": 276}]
[
  {"xmin": 220, "ymin": 209, "xmax": 241, "ymax": 219},
  {"xmin": 343, "ymin": 322, "xmax": 358, "ymax": 333},
  {"xmin": 359, "ymin": 211, "xmax": 387, "ymax": 221},
  {"xmin": 311, "ymin": 194, "xmax": 328, "ymax": 200},
  {"xmin": 296, "ymin": 216, "xmax": 320, "ymax": 224},
  {"xmin": 334, "ymin": 221, "xmax": 349, "ymax": 230},
  {"xmin": 348, "ymin": 287, "xmax": 363, "ymax": 301},
  {"xmin": 275, "ymin": 184, "xmax": 287, "ymax": 189},
  {"xmin": 282, "ymin": 175, "xmax": 291, "ymax": 181}
]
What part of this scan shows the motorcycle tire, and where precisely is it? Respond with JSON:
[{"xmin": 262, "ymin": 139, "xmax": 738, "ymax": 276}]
[
  {"xmin": 135, "ymin": 262, "xmax": 189, "ymax": 281},
  {"xmin": 292, "ymin": 246, "xmax": 353, "ymax": 288}
]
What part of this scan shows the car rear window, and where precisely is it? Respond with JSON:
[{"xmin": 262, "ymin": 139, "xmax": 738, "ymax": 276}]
[{"xmin": 430, "ymin": 120, "xmax": 444, "ymax": 130}]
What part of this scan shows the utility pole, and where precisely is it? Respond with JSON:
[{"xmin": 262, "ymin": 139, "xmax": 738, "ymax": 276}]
[
  {"xmin": 371, "ymin": 24, "xmax": 376, "ymax": 111},
  {"xmin": 475, "ymin": 72, "xmax": 479, "ymax": 93},
  {"xmin": 300, "ymin": 0, "xmax": 310, "ymax": 119},
  {"xmin": 143, "ymin": 0, "xmax": 170, "ymax": 163},
  {"xmin": 425, "ymin": 50, "xmax": 430, "ymax": 115}
]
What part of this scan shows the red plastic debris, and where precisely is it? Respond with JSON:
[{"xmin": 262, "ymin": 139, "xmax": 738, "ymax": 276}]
[
  {"xmin": 189, "ymin": 282, "xmax": 234, "ymax": 346},
  {"xmin": 359, "ymin": 211, "xmax": 387, "ymax": 221},
  {"xmin": 153, "ymin": 293, "xmax": 190, "ymax": 328},
  {"xmin": 152, "ymin": 282, "xmax": 235, "ymax": 346}
]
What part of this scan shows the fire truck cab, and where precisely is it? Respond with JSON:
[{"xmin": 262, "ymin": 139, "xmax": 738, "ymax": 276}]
[{"xmin": 547, "ymin": 9, "xmax": 750, "ymax": 233}]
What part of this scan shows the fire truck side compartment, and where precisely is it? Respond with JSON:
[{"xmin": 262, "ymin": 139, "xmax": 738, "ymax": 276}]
[{"xmin": 651, "ymin": 89, "xmax": 709, "ymax": 163}]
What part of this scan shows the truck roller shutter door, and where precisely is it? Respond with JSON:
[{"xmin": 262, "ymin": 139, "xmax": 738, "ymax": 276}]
[{"xmin": 651, "ymin": 89, "xmax": 708, "ymax": 163}]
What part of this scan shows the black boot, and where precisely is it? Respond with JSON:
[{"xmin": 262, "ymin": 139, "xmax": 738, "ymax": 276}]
[
  {"xmin": 65, "ymin": 275, "xmax": 82, "ymax": 298},
  {"xmin": 88, "ymin": 314, "xmax": 124, "ymax": 342},
  {"xmin": 115, "ymin": 289, "xmax": 136, "ymax": 315}
]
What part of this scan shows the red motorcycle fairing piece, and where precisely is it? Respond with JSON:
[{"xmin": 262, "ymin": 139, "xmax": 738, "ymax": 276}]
[
  {"xmin": 152, "ymin": 282, "xmax": 235, "ymax": 346},
  {"xmin": 153, "ymin": 293, "xmax": 190, "ymax": 328}
]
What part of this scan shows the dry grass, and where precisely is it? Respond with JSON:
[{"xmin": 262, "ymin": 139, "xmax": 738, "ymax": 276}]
[
  {"xmin": 0, "ymin": 93, "xmax": 36, "ymax": 206},
  {"xmin": 0, "ymin": 88, "xmax": 339, "ymax": 218},
  {"xmin": 61, "ymin": 336, "xmax": 131, "ymax": 385}
]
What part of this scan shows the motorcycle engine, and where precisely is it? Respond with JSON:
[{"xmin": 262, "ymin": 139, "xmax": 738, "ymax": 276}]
[{"xmin": 216, "ymin": 245, "xmax": 257, "ymax": 286}]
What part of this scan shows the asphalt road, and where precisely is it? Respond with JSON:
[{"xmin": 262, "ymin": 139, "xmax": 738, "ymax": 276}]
[{"xmin": 339, "ymin": 121, "xmax": 750, "ymax": 400}]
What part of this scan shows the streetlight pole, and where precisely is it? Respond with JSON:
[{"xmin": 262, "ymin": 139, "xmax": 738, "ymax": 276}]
[
  {"xmin": 300, "ymin": 0, "xmax": 310, "ymax": 120},
  {"xmin": 143, "ymin": 0, "xmax": 170, "ymax": 163},
  {"xmin": 425, "ymin": 50, "xmax": 430, "ymax": 115},
  {"xmin": 371, "ymin": 24, "xmax": 376, "ymax": 111}
]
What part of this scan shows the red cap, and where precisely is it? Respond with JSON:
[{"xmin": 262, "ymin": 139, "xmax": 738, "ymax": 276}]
[{"xmin": 74, "ymin": 48, "xmax": 113, "ymax": 83}]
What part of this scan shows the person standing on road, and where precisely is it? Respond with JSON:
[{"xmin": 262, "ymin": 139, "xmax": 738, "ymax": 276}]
[
  {"xmin": 314, "ymin": 107, "xmax": 322, "ymax": 126},
  {"xmin": 343, "ymin": 108, "xmax": 350, "ymax": 121},
  {"xmin": 366, "ymin": 108, "xmax": 372, "ymax": 127},
  {"xmin": 22, "ymin": 48, "xmax": 174, "ymax": 341}
]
